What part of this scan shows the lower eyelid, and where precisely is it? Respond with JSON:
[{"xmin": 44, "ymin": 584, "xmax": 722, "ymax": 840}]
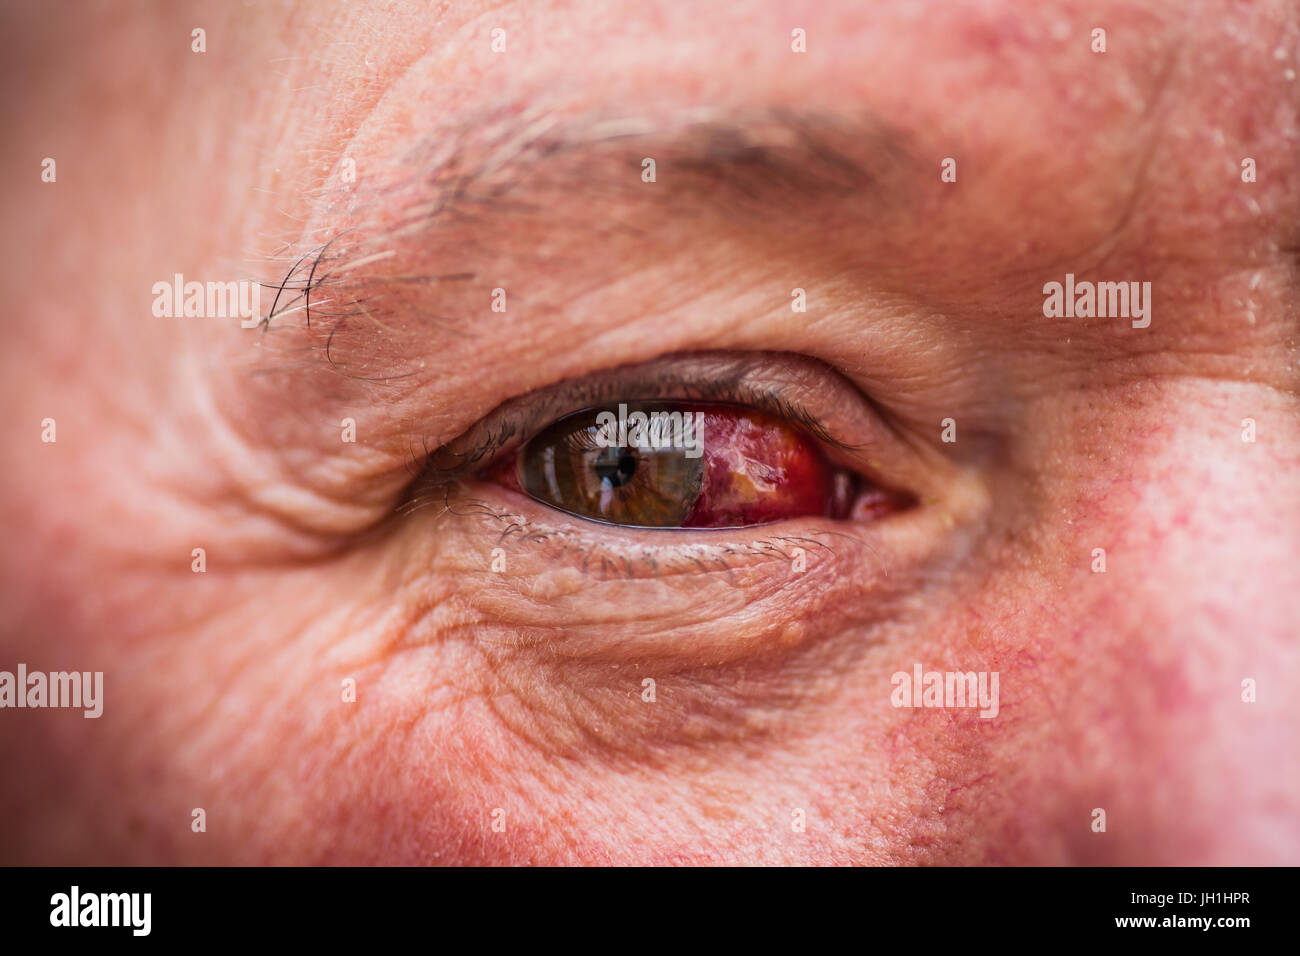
[
  {"xmin": 425, "ymin": 490, "xmax": 889, "ymax": 662},
  {"xmin": 392, "ymin": 473, "xmax": 988, "ymax": 668}
]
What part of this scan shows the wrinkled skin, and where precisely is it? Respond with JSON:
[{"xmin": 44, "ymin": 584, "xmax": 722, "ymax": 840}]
[{"xmin": 0, "ymin": 0, "xmax": 1297, "ymax": 865}]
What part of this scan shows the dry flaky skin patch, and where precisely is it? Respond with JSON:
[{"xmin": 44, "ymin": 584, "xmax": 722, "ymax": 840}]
[{"xmin": 0, "ymin": 0, "xmax": 1298, "ymax": 865}]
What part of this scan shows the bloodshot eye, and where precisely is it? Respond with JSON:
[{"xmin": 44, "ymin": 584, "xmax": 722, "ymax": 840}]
[{"xmin": 480, "ymin": 401, "xmax": 895, "ymax": 529}]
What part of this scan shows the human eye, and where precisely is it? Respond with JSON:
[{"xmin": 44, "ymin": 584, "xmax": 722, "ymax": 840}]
[
  {"xmin": 409, "ymin": 351, "xmax": 922, "ymax": 538},
  {"xmin": 481, "ymin": 398, "xmax": 902, "ymax": 529},
  {"xmin": 385, "ymin": 350, "xmax": 982, "ymax": 670}
]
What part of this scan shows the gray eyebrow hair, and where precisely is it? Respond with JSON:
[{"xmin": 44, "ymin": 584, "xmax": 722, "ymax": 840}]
[
  {"xmin": 260, "ymin": 108, "xmax": 914, "ymax": 341},
  {"xmin": 366, "ymin": 106, "xmax": 918, "ymax": 242}
]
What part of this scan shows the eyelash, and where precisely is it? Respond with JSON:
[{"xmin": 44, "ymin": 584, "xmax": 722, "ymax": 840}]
[
  {"xmin": 428, "ymin": 486, "xmax": 852, "ymax": 567},
  {"xmin": 405, "ymin": 375, "xmax": 853, "ymax": 496},
  {"xmin": 385, "ymin": 358, "xmax": 931, "ymax": 586},
  {"xmin": 409, "ymin": 480, "xmax": 876, "ymax": 586}
]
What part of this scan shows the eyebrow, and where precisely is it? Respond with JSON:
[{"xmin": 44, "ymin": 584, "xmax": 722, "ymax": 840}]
[
  {"xmin": 262, "ymin": 108, "xmax": 916, "ymax": 336},
  {"xmin": 367, "ymin": 106, "xmax": 918, "ymax": 244}
]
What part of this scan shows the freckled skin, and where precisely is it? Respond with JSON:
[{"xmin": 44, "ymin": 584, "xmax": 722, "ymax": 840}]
[{"xmin": 0, "ymin": 0, "xmax": 1298, "ymax": 866}]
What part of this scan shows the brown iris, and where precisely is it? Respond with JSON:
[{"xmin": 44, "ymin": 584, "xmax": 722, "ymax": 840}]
[{"xmin": 519, "ymin": 404, "xmax": 706, "ymax": 526}]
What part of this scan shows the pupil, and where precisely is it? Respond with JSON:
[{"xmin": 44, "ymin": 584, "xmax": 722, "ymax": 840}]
[{"xmin": 594, "ymin": 447, "xmax": 638, "ymax": 487}]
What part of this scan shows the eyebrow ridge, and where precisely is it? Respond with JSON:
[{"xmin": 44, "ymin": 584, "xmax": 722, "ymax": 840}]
[
  {"xmin": 372, "ymin": 105, "xmax": 917, "ymax": 238},
  {"xmin": 256, "ymin": 108, "xmax": 915, "ymax": 366}
]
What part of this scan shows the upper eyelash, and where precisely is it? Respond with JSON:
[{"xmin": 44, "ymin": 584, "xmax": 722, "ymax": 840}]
[{"xmin": 407, "ymin": 376, "xmax": 848, "ymax": 495}]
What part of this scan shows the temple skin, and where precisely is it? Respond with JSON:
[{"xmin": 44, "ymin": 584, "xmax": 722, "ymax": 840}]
[{"xmin": 0, "ymin": 0, "xmax": 1297, "ymax": 864}]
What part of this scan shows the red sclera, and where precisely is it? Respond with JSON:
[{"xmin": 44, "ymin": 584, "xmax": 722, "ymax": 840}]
[{"xmin": 683, "ymin": 407, "xmax": 835, "ymax": 527}]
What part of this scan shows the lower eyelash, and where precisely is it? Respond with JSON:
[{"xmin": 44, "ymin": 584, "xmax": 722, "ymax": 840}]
[{"xmin": 426, "ymin": 486, "xmax": 876, "ymax": 581}]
